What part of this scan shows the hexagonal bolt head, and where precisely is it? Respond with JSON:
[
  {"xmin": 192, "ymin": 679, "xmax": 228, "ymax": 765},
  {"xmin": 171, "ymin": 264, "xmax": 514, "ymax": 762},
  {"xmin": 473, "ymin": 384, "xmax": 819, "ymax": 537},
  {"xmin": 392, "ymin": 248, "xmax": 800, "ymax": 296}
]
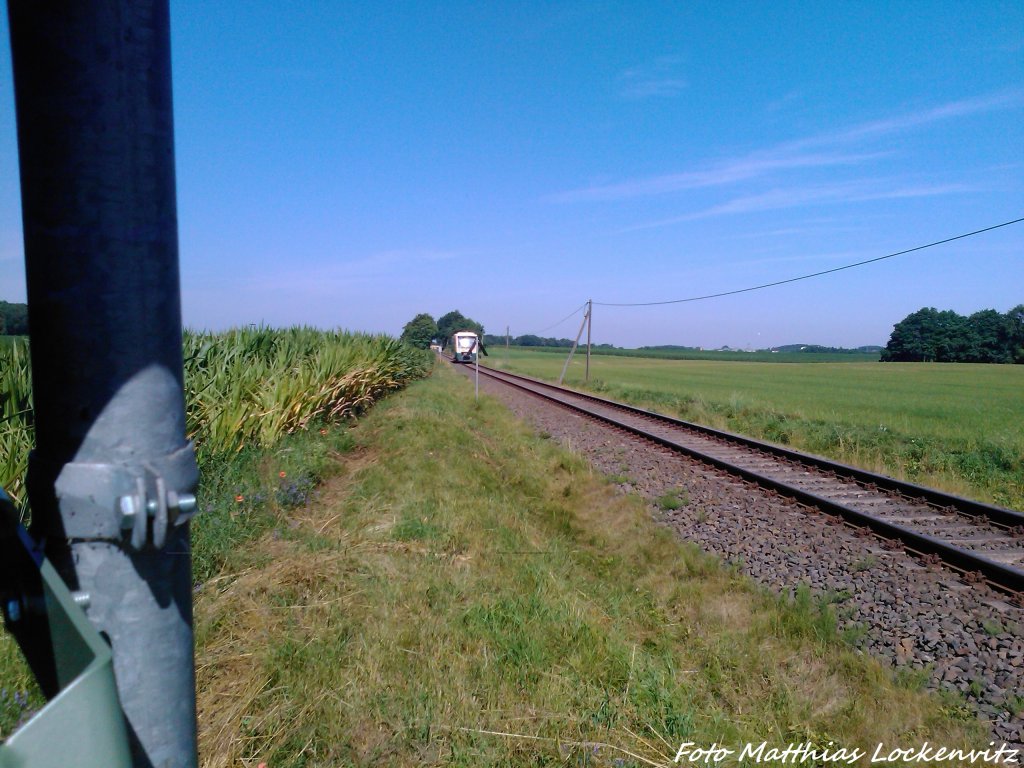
[{"xmin": 119, "ymin": 495, "xmax": 139, "ymax": 530}]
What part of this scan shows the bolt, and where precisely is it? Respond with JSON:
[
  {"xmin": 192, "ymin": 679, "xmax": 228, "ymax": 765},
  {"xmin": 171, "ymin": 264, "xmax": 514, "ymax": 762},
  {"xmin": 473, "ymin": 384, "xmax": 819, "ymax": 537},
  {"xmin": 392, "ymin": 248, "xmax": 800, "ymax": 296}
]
[
  {"xmin": 119, "ymin": 495, "xmax": 138, "ymax": 529},
  {"xmin": 5, "ymin": 599, "xmax": 21, "ymax": 623},
  {"xmin": 175, "ymin": 493, "xmax": 197, "ymax": 514}
]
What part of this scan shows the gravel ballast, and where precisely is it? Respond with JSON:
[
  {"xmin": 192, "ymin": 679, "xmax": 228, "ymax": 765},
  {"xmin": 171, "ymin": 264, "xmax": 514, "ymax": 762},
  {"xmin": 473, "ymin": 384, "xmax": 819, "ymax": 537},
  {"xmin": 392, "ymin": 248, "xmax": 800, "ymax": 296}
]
[{"xmin": 458, "ymin": 364, "xmax": 1024, "ymax": 746}]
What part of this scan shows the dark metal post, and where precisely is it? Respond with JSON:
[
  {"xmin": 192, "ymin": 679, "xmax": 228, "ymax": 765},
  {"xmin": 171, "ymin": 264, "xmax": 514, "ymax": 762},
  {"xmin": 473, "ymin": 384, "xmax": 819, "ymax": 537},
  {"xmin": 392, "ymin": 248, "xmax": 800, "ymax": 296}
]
[
  {"xmin": 585, "ymin": 300, "xmax": 592, "ymax": 383},
  {"xmin": 7, "ymin": 2, "xmax": 199, "ymax": 767}
]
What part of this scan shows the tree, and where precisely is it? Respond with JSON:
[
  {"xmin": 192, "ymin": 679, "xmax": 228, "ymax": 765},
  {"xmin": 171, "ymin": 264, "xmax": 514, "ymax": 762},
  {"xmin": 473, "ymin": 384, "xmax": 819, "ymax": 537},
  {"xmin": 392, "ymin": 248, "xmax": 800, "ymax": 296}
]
[
  {"xmin": 881, "ymin": 307, "xmax": 941, "ymax": 362},
  {"xmin": 930, "ymin": 309, "xmax": 970, "ymax": 362},
  {"xmin": 1006, "ymin": 304, "xmax": 1024, "ymax": 364},
  {"xmin": 399, "ymin": 313, "xmax": 438, "ymax": 349},
  {"xmin": 882, "ymin": 304, "xmax": 1022, "ymax": 363},
  {"xmin": 0, "ymin": 301, "xmax": 28, "ymax": 335},
  {"xmin": 964, "ymin": 309, "xmax": 1010, "ymax": 363},
  {"xmin": 436, "ymin": 310, "xmax": 483, "ymax": 342}
]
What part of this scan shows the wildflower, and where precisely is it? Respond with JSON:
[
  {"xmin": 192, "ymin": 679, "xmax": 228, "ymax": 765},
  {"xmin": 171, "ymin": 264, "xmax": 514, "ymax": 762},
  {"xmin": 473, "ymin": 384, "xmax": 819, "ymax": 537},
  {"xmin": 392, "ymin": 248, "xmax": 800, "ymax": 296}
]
[
  {"xmin": 279, "ymin": 471, "xmax": 287, "ymax": 478},
  {"xmin": 235, "ymin": 494, "xmax": 244, "ymax": 503}
]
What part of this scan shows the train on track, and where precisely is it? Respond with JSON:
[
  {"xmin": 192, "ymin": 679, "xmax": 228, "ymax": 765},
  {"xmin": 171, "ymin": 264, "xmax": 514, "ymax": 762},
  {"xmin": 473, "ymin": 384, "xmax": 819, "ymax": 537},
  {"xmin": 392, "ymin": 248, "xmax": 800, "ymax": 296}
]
[{"xmin": 450, "ymin": 330, "xmax": 484, "ymax": 363}]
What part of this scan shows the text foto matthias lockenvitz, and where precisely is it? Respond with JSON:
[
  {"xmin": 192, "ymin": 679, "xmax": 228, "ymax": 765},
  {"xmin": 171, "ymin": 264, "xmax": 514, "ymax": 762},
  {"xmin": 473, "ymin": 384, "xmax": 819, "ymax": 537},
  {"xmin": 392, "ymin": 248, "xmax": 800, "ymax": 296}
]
[{"xmin": 674, "ymin": 742, "xmax": 1021, "ymax": 765}]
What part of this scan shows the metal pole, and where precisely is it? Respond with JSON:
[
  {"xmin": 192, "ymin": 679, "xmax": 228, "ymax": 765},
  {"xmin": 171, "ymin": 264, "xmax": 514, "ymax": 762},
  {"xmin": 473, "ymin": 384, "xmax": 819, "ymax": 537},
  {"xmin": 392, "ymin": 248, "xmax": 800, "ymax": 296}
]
[
  {"xmin": 558, "ymin": 310, "xmax": 589, "ymax": 386},
  {"xmin": 8, "ymin": 2, "xmax": 200, "ymax": 766},
  {"xmin": 585, "ymin": 300, "xmax": 592, "ymax": 383},
  {"xmin": 475, "ymin": 341, "xmax": 480, "ymax": 400},
  {"xmin": 505, "ymin": 325, "xmax": 510, "ymax": 366}
]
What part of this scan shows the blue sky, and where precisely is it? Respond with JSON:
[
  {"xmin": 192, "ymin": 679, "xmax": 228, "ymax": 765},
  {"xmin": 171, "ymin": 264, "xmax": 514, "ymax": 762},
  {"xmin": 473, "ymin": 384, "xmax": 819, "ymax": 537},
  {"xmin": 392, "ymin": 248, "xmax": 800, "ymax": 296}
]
[{"xmin": 1, "ymin": 1, "xmax": 1021, "ymax": 348}]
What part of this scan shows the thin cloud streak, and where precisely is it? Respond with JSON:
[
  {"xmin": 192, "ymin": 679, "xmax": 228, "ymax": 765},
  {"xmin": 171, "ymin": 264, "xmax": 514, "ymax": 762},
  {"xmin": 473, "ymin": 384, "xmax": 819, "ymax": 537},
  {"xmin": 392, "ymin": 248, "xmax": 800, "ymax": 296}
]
[
  {"xmin": 550, "ymin": 91, "xmax": 1019, "ymax": 204},
  {"xmin": 620, "ymin": 181, "xmax": 979, "ymax": 232},
  {"xmin": 620, "ymin": 77, "xmax": 687, "ymax": 99},
  {"xmin": 548, "ymin": 151, "xmax": 888, "ymax": 202},
  {"xmin": 617, "ymin": 55, "xmax": 688, "ymax": 100},
  {"xmin": 791, "ymin": 90, "xmax": 1022, "ymax": 149}
]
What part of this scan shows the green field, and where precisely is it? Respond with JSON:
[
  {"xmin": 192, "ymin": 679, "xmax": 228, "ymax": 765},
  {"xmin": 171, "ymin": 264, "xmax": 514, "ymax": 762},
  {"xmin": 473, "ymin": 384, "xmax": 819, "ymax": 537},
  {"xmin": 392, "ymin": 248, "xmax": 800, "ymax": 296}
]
[
  {"xmin": 505, "ymin": 344, "xmax": 880, "ymax": 364},
  {"xmin": 490, "ymin": 348, "xmax": 1024, "ymax": 511}
]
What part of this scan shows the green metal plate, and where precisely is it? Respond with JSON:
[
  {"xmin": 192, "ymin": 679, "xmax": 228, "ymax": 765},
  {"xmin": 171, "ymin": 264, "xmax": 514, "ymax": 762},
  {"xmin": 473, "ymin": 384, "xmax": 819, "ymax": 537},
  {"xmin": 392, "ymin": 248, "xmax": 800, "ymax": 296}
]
[{"xmin": 0, "ymin": 487, "xmax": 130, "ymax": 767}]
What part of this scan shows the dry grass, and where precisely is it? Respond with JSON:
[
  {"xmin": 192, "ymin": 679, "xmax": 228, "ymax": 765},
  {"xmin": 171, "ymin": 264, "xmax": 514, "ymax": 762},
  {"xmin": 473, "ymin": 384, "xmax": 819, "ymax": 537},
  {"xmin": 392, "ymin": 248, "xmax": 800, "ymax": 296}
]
[{"xmin": 193, "ymin": 366, "xmax": 985, "ymax": 767}]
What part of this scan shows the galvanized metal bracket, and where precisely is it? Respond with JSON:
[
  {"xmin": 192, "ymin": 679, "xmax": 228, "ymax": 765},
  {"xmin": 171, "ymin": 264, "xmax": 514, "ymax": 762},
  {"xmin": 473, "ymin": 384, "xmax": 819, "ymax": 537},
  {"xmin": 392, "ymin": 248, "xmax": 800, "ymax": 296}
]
[
  {"xmin": 50, "ymin": 442, "xmax": 199, "ymax": 549},
  {"xmin": 0, "ymin": 485, "xmax": 131, "ymax": 767}
]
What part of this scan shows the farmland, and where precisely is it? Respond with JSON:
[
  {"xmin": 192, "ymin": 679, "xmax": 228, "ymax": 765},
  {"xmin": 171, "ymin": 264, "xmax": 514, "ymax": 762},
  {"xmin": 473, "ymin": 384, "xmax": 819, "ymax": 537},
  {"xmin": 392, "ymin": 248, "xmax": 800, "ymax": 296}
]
[
  {"xmin": 506, "ymin": 344, "xmax": 880, "ymax": 364},
  {"xmin": 490, "ymin": 348, "xmax": 1024, "ymax": 510}
]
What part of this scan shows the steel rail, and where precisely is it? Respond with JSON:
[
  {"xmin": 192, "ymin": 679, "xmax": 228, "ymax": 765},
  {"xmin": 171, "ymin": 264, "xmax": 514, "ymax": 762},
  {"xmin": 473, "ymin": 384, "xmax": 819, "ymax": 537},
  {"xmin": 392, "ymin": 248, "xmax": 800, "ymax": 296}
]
[{"xmin": 470, "ymin": 363, "xmax": 1024, "ymax": 594}]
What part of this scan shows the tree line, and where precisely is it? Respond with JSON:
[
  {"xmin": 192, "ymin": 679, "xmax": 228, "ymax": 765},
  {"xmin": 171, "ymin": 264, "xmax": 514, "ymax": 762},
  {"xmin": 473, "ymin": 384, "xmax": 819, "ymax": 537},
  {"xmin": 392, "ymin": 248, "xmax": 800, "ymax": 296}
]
[
  {"xmin": 881, "ymin": 305, "xmax": 1024, "ymax": 363},
  {"xmin": 480, "ymin": 333, "xmax": 614, "ymax": 348},
  {"xmin": 400, "ymin": 310, "xmax": 484, "ymax": 349},
  {"xmin": 0, "ymin": 301, "xmax": 28, "ymax": 335}
]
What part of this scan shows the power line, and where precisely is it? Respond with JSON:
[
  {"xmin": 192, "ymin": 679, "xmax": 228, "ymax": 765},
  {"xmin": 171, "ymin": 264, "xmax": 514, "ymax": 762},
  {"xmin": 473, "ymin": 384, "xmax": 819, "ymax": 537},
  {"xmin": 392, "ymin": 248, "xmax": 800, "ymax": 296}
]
[
  {"xmin": 594, "ymin": 216, "xmax": 1024, "ymax": 307},
  {"xmin": 529, "ymin": 302, "xmax": 588, "ymax": 335}
]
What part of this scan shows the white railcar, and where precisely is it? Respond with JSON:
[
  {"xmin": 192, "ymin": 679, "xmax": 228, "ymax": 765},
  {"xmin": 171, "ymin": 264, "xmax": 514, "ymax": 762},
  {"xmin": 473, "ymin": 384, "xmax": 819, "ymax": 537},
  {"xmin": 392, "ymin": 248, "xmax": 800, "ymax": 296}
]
[{"xmin": 450, "ymin": 331, "xmax": 480, "ymax": 363}]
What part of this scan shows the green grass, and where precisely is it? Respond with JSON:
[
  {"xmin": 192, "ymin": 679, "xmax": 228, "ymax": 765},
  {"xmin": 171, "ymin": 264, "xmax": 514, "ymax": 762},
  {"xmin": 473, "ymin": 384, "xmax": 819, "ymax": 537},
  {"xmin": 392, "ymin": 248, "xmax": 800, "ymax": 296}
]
[
  {"xmin": 0, "ymin": 326, "xmax": 427, "ymax": 741},
  {"xmin": 0, "ymin": 354, "xmax": 998, "ymax": 759},
  {"xmin": 492, "ymin": 348, "xmax": 1024, "ymax": 510},
  {"xmin": 193, "ymin": 364, "xmax": 984, "ymax": 766},
  {"xmin": 0, "ymin": 417, "xmax": 364, "ymax": 741},
  {"xmin": 655, "ymin": 488, "xmax": 688, "ymax": 511},
  {"xmin": 191, "ymin": 422, "xmax": 357, "ymax": 584},
  {"xmin": 505, "ymin": 344, "xmax": 879, "ymax": 363}
]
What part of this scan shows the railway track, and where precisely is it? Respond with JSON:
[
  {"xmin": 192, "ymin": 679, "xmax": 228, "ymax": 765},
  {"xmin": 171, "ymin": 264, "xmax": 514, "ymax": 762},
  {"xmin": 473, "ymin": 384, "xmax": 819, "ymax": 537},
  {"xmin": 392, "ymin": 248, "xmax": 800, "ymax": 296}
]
[{"xmin": 469, "ymin": 362, "xmax": 1024, "ymax": 596}]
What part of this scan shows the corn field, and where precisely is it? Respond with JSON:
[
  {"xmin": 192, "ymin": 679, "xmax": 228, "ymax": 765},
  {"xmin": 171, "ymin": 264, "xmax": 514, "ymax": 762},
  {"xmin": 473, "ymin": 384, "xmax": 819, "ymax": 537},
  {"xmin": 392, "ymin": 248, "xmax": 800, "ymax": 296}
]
[
  {"xmin": 0, "ymin": 338, "xmax": 32, "ymax": 509},
  {"xmin": 0, "ymin": 328, "xmax": 428, "ymax": 506}
]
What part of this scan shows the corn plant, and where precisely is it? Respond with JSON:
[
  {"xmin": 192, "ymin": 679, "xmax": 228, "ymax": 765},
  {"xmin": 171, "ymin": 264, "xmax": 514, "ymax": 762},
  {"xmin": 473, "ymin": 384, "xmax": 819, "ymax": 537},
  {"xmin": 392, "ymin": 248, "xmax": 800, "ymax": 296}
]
[
  {"xmin": 0, "ymin": 328, "xmax": 428, "ymax": 505},
  {"xmin": 0, "ymin": 338, "xmax": 33, "ymax": 506},
  {"xmin": 182, "ymin": 326, "xmax": 428, "ymax": 456}
]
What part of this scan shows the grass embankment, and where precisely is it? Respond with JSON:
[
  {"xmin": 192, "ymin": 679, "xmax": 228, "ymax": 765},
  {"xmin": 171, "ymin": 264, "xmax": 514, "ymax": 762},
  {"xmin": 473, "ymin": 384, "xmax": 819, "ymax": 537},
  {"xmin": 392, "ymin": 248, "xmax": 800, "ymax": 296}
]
[
  {"xmin": 492, "ymin": 349, "xmax": 1024, "ymax": 511},
  {"xmin": 194, "ymin": 364, "xmax": 982, "ymax": 766},
  {"xmin": 0, "ymin": 327, "xmax": 428, "ymax": 738}
]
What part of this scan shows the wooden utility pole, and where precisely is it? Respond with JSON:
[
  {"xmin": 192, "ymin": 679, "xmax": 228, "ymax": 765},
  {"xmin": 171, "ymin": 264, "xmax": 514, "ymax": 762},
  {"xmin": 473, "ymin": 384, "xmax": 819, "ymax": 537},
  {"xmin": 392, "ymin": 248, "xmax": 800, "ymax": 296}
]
[
  {"xmin": 585, "ymin": 299, "xmax": 592, "ymax": 383},
  {"xmin": 558, "ymin": 303, "xmax": 590, "ymax": 386}
]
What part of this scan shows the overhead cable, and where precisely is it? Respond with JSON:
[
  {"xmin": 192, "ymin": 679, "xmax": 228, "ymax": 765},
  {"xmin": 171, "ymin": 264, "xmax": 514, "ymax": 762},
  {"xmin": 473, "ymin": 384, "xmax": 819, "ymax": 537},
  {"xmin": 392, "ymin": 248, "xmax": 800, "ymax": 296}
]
[
  {"xmin": 529, "ymin": 302, "xmax": 589, "ymax": 335},
  {"xmin": 594, "ymin": 216, "xmax": 1024, "ymax": 307}
]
